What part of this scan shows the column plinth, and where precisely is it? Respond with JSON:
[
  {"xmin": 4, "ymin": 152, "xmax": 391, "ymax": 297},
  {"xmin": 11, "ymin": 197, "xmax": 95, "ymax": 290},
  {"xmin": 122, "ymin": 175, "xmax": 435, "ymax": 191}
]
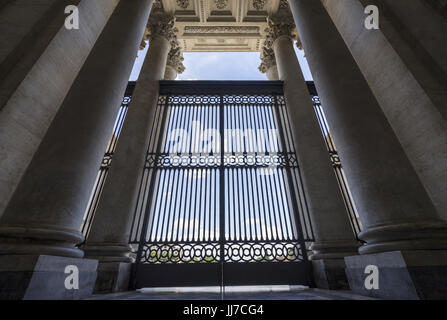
[{"xmin": 0, "ymin": 226, "xmax": 85, "ymax": 258}]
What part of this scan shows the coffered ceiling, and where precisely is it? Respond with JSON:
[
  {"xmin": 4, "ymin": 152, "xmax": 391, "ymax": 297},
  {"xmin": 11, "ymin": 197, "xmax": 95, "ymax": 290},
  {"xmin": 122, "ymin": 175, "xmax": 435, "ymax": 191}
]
[{"xmin": 155, "ymin": 0, "xmax": 291, "ymax": 52}]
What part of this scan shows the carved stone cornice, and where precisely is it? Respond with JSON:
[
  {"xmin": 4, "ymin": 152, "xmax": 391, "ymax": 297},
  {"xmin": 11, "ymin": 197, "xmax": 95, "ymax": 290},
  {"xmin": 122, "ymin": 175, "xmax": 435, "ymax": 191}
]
[
  {"xmin": 184, "ymin": 26, "xmax": 260, "ymax": 34},
  {"xmin": 166, "ymin": 42, "xmax": 186, "ymax": 74}
]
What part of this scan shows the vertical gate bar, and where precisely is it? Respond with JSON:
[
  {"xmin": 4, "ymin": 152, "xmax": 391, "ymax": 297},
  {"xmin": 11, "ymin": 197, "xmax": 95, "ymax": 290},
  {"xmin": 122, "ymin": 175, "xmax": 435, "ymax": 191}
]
[
  {"xmin": 246, "ymin": 106, "xmax": 256, "ymax": 240},
  {"xmin": 262, "ymin": 105, "xmax": 280, "ymax": 241},
  {"xmin": 219, "ymin": 94, "xmax": 225, "ymax": 296},
  {"xmin": 197, "ymin": 167, "xmax": 204, "ymax": 243},
  {"xmin": 252, "ymin": 106, "xmax": 262, "ymax": 240},
  {"xmin": 157, "ymin": 168, "xmax": 171, "ymax": 242},
  {"xmin": 182, "ymin": 168, "xmax": 191, "ymax": 241},
  {"xmin": 266, "ymin": 105, "xmax": 288, "ymax": 240},
  {"xmin": 273, "ymin": 94, "xmax": 309, "ymax": 261}
]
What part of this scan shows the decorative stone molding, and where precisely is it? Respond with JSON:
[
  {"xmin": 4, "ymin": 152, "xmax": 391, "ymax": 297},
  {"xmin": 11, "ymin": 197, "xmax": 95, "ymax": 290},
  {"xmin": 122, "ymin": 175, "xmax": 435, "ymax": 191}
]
[
  {"xmin": 140, "ymin": 14, "xmax": 179, "ymax": 50},
  {"xmin": 153, "ymin": 0, "xmax": 163, "ymax": 9},
  {"xmin": 149, "ymin": 14, "xmax": 178, "ymax": 43},
  {"xmin": 176, "ymin": 0, "xmax": 190, "ymax": 9},
  {"xmin": 215, "ymin": 0, "xmax": 228, "ymax": 10},
  {"xmin": 279, "ymin": 0, "xmax": 289, "ymax": 9},
  {"xmin": 264, "ymin": 15, "xmax": 297, "ymax": 47},
  {"xmin": 258, "ymin": 15, "xmax": 299, "ymax": 74},
  {"xmin": 253, "ymin": 0, "xmax": 267, "ymax": 11},
  {"xmin": 258, "ymin": 46, "xmax": 276, "ymax": 73},
  {"xmin": 184, "ymin": 26, "xmax": 260, "ymax": 34},
  {"xmin": 166, "ymin": 42, "xmax": 186, "ymax": 74}
]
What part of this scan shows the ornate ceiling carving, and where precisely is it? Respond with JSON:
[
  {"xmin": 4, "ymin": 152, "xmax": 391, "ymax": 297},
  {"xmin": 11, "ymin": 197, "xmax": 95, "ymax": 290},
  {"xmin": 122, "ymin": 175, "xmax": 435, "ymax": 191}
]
[
  {"xmin": 253, "ymin": 0, "xmax": 267, "ymax": 11},
  {"xmin": 149, "ymin": 0, "xmax": 295, "ymax": 52},
  {"xmin": 176, "ymin": 0, "xmax": 190, "ymax": 9},
  {"xmin": 183, "ymin": 26, "xmax": 260, "ymax": 34},
  {"xmin": 214, "ymin": 0, "xmax": 229, "ymax": 10}
]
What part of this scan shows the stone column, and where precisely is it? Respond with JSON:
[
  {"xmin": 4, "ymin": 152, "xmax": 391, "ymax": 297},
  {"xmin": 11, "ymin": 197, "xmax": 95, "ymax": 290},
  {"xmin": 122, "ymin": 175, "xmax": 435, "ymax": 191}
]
[
  {"xmin": 289, "ymin": 0, "xmax": 447, "ymax": 299},
  {"xmin": 0, "ymin": 0, "xmax": 119, "ymax": 218},
  {"xmin": 265, "ymin": 16, "xmax": 359, "ymax": 289},
  {"xmin": 0, "ymin": 0, "xmax": 154, "ymax": 300},
  {"xmin": 83, "ymin": 13, "xmax": 178, "ymax": 293},
  {"xmin": 322, "ymin": 0, "xmax": 447, "ymax": 222},
  {"xmin": 164, "ymin": 43, "xmax": 186, "ymax": 80}
]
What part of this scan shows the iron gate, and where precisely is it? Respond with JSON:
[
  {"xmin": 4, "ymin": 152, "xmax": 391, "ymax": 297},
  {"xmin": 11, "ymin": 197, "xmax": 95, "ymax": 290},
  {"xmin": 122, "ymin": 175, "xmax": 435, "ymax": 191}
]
[{"xmin": 129, "ymin": 81, "xmax": 315, "ymax": 288}]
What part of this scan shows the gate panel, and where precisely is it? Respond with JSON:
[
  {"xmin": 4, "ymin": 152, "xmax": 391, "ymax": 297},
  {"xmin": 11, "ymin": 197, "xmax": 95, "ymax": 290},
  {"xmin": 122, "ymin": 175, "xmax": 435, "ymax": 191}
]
[{"xmin": 130, "ymin": 81, "xmax": 315, "ymax": 289}]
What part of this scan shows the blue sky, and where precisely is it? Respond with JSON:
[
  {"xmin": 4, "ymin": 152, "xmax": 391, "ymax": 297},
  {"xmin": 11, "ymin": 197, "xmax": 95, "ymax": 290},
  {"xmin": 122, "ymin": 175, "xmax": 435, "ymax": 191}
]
[{"xmin": 130, "ymin": 41, "xmax": 313, "ymax": 81}]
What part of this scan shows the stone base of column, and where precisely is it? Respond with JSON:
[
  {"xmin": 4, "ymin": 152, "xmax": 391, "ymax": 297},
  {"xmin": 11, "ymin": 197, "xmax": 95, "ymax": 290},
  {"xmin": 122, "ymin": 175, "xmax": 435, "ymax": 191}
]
[
  {"xmin": 93, "ymin": 262, "xmax": 132, "ymax": 294},
  {"xmin": 312, "ymin": 259, "xmax": 350, "ymax": 290},
  {"xmin": 0, "ymin": 255, "xmax": 98, "ymax": 300},
  {"xmin": 345, "ymin": 250, "xmax": 447, "ymax": 299}
]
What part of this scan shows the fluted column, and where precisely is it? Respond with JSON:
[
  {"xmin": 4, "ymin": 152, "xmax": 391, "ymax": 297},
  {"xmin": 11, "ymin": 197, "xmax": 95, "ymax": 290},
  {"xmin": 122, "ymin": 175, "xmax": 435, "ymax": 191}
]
[
  {"xmin": 263, "ymin": 16, "xmax": 358, "ymax": 289},
  {"xmin": 0, "ymin": 0, "xmax": 154, "ymax": 258},
  {"xmin": 288, "ymin": 0, "xmax": 447, "ymax": 257},
  {"xmin": 84, "ymin": 14, "xmax": 178, "ymax": 264},
  {"xmin": 164, "ymin": 43, "xmax": 186, "ymax": 80}
]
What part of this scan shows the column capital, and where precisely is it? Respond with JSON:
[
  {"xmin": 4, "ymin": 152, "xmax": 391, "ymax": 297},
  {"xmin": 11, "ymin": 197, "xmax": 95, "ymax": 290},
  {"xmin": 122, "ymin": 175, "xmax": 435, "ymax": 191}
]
[
  {"xmin": 140, "ymin": 13, "xmax": 179, "ymax": 50},
  {"xmin": 167, "ymin": 41, "xmax": 186, "ymax": 74},
  {"xmin": 265, "ymin": 15, "xmax": 297, "ymax": 46},
  {"xmin": 259, "ymin": 14, "xmax": 299, "ymax": 75},
  {"xmin": 258, "ymin": 46, "xmax": 276, "ymax": 74}
]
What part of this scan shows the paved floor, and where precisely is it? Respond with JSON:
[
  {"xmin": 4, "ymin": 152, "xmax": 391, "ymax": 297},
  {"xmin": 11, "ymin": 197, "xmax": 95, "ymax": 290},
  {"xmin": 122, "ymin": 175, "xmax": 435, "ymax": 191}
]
[{"xmin": 89, "ymin": 288, "xmax": 376, "ymax": 300}]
